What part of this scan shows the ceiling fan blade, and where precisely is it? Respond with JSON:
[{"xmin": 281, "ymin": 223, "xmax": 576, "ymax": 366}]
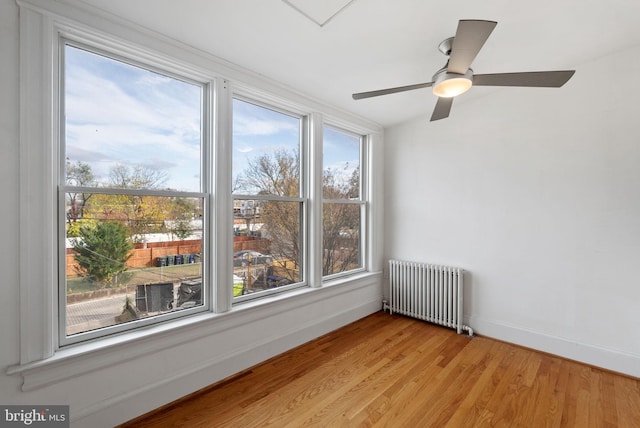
[
  {"xmin": 473, "ymin": 70, "xmax": 575, "ymax": 87},
  {"xmin": 352, "ymin": 82, "xmax": 433, "ymax": 100},
  {"xmin": 430, "ymin": 97, "xmax": 454, "ymax": 121},
  {"xmin": 447, "ymin": 20, "xmax": 497, "ymax": 74}
]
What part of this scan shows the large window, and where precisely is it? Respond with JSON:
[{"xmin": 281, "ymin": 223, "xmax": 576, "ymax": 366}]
[
  {"xmin": 231, "ymin": 98, "xmax": 305, "ymax": 299},
  {"xmin": 322, "ymin": 126, "xmax": 365, "ymax": 277},
  {"xmin": 15, "ymin": 3, "xmax": 382, "ymax": 382},
  {"xmin": 46, "ymin": 33, "xmax": 373, "ymax": 347},
  {"xmin": 57, "ymin": 41, "xmax": 371, "ymax": 345},
  {"xmin": 61, "ymin": 43, "xmax": 207, "ymax": 343}
]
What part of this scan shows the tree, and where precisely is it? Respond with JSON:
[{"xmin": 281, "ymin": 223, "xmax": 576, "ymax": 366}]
[
  {"xmin": 106, "ymin": 164, "xmax": 170, "ymax": 241},
  {"xmin": 171, "ymin": 219, "xmax": 193, "ymax": 240},
  {"xmin": 66, "ymin": 218, "xmax": 96, "ymax": 238},
  {"xmin": 108, "ymin": 164, "xmax": 168, "ymax": 189},
  {"xmin": 322, "ymin": 165, "xmax": 361, "ymax": 275},
  {"xmin": 241, "ymin": 148, "xmax": 299, "ymax": 197},
  {"xmin": 72, "ymin": 221, "xmax": 133, "ymax": 286},
  {"xmin": 348, "ymin": 165, "xmax": 360, "ymax": 199},
  {"xmin": 81, "ymin": 167, "xmax": 201, "ymax": 244},
  {"xmin": 240, "ymin": 149, "xmax": 301, "ymax": 281},
  {"xmin": 167, "ymin": 197, "xmax": 199, "ymax": 240},
  {"xmin": 65, "ymin": 159, "xmax": 95, "ymax": 222},
  {"xmin": 238, "ymin": 149, "xmax": 361, "ymax": 280}
]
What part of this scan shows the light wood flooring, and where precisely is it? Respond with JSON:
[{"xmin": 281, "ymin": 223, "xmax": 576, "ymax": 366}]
[{"xmin": 120, "ymin": 311, "xmax": 640, "ymax": 427}]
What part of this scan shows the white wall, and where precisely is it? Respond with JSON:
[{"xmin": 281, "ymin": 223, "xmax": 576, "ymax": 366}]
[
  {"xmin": 0, "ymin": 0, "xmax": 23, "ymax": 404},
  {"xmin": 0, "ymin": 1, "xmax": 383, "ymax": 427},
  {"xmin": 384, "ymin": 44, "xmax": 640, "ymax": 377}
]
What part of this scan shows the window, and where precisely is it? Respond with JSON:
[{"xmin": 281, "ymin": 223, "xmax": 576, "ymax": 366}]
[
  {"xmin": 322, "ymin": 126, "xmax": 365, "ymax": 277},
  {"xmin": 56, "ymin": 41, "xmax": 371, "ymax": 346},
  {"xmin": 61, "ymin": 43, "xmax": 207, "ymax": 343},
  {"xmin": 56, "ymin": 40, "xmax": 370, "ymax": 346},
  {"xmin": 231, "ymin": 98, "xmax": 305, "ymax": 299},
  {"xmin": 15, "ymin": 1, "xmax": 382, "ymax": 382}
]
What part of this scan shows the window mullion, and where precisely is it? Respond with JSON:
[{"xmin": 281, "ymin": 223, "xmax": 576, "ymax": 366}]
[
  {"xmin": 366, "ymin": 132, "xmax": 383, "ymax": 273},
  {"xmin": 307, "ymin": 113, "xmax": 323, "ymax": 288},
  {"xmin": 214, "ymin": 79, "xmax": 233, "ymax": 313}
]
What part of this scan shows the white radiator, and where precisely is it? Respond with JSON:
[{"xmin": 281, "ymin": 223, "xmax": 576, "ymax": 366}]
[{"xmin": 385, "ymin": 259, "xmax": 473, "ymax": 336}]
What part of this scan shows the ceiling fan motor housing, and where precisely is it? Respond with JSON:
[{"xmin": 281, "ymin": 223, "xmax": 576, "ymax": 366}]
[{"xmin": 432, "ymin": 68, "xmax": 474, "ymax": 97}]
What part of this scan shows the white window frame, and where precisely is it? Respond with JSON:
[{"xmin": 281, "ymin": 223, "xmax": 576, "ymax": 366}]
[
  {"xmin": 12, "ymin": 0, "xmax": 383, "ymax": 389},
  {"xmin": 58, "ymin": 39, "xmax": 213, "ymax": 345},
  {"xmin": 231, "ymin": 95, "xmax": 310, "ymax": 302},
  {"xmin": 321, "ymin": 125, "xmax": 368, "ymax": 280},
  {"xmin": 16, "ymin": 5, "xmax": 224, "ymax": 359}
]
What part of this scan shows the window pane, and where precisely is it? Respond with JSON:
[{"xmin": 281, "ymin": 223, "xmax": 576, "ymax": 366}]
[
  {"xmin": 64, "ymin": 45, "xmax": 202, "ymax": 193},
  {"xmin": 232, "ymin": 98, "xmax": 304, "ymax": 296},
  {"xmin": 322, "ymin": 203, "xmax": 361, "ymax": 275},
  {"xmin": 323, "ymin": 127, "xmax": 360, "ymax": 199},
  {"xmin": 65, "ymin": 193, "xmax": 204, "ymax": 336},
  {"xmin": 232, "ymin": 99, "xmax": 301, "ymax": 197},
  {"xmin": 233, "ymin": 200, "xmax": 302, "ymax": 296}
]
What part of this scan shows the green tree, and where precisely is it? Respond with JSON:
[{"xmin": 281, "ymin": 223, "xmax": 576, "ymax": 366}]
[
  {"xmin": 72, "ymin": 221, "xmax": 133, "ymax": 287},
  {"xmin": 66, "ymin": 219, "xmax": 96, "ymax": 238},
  {"xmin": 171, "ymin": 219, "xmax": 193, "ymax": 240}
]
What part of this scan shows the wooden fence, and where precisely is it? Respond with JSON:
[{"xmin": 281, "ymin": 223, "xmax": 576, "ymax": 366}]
[{"xmin": 66, "ymin": 237, "xmax": 270, "ymax": 277}]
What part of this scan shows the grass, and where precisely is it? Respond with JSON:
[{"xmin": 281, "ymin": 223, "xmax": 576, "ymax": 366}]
[{"xmin": 66, "ymin": 263, "xmax": 203, "ymax": 295}]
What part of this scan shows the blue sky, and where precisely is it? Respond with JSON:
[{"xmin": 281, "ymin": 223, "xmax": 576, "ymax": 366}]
[
  {"xmin": 65, "ymin": 45, "xmax": 202, "ymax": 192},
  {"xmin": 65, "ymin": 45, "xmax": 360, "ymax": 194},
  {"xmin": 322, "ymin": 126, "xmax": 361, "ymax": 193},
  {"xmin": 232, "ymin": 99, "xmax": 361, "ymax": 195}
]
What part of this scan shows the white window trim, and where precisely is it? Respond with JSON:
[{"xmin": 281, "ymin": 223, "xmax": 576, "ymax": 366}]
[
  {"xmin": 12, "ymin": 0, "xmax": 383, "ymax": 389},
  {"xmin": 231, "ymin": 94, "xmax": 312, "ymax": 300},
  {"xmin": 59, "ymin": 25, "xmax": 221, "ymax": 345},
  {"xmin": 18, "ymin": 3, "xmax": 58, "ymax": 365},
  {"xmin": 58, "ymin": 40, "xmax": 215, "ymax": 345},
  {"xmin": 321, "ymin": 125, "xmax": 369, "ymax": 279}
]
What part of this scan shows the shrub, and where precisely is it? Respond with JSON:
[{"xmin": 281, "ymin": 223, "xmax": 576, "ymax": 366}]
[{"xmin": 72, "ymin": 221, "xmax": 133, "ymax": 287}]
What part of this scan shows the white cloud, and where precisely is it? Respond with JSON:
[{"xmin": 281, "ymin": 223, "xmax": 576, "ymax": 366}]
[
  {"xmin": 233, "ymin": 115, "xmax": 298, "ymax": 137},
  {"xmin": 64, "ymin": 48, "xmax": 202, "ymax": 192}
]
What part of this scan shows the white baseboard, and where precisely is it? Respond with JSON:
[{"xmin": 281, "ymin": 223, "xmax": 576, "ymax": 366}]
[{"xmin": 468, "ymin": 316, "xmax": 640, "ymax": 378}]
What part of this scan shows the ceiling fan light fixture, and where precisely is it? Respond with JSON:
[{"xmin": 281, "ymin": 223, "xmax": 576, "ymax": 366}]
[
  {"xmin": 432, "ymin": 69, "xmax": 474, "ymax": 98},
  {"xmin": 351, "ymin": 20, "xmax": 576, "ymax": 122}
]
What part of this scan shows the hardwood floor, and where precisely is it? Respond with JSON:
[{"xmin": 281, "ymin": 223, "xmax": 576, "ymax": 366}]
[{"xmin": 120, "ymin": 312, "xmax": 640, "ymax": 427}]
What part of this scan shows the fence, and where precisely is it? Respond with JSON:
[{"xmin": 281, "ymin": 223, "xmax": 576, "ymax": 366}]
[{"xmin": 66, "ymin": 237, "xmax": 270, "ymax": 277}]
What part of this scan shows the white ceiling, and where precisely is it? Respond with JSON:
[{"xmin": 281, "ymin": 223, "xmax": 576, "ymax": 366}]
[{"xmin": 69, "ymin": 0, "xmax": 640, "ymax": 128}]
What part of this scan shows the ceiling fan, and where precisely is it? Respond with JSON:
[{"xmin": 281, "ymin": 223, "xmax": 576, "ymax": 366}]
[{"xmin": 352, "ymin": 20, "xmax": 575, "ymax": 121}]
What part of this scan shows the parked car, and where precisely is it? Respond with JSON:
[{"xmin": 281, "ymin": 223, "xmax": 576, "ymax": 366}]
[{"xmin": 233, "ymin": 250, "xmax": 273, "ymax": 267}]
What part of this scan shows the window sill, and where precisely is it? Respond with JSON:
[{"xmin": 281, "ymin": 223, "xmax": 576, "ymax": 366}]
[{"xmin": 7, "ymin": 271, "xmax": 381, "ymax": 391}]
